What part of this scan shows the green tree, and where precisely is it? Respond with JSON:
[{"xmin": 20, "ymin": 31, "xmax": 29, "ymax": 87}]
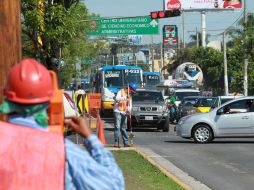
[
  {"xmin": 189, "ymin": 32, "xmax": 210, "ymax": 47},
  {"xmin": 190, "ymin": 47, "xmax": 224, "ymax": 95},
  {"xmin": 166, "ymin": 48, "xmax": 192, "ymax": 75},
  {"xmin": 226, "ymin": 13, "xmax": 254, "ymax": 94},
  {"xmin": 21, "ymin": 0, "xmax": 99, "ymax": 87}
]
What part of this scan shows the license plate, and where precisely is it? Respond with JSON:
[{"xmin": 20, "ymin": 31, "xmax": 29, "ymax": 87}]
[{"xmin": 145, "ymin": 116, "xmax": 153, "ymax": 120}]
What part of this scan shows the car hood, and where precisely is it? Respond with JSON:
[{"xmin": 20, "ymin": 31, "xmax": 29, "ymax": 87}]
[
  {"xmin": 180, "ymin": 105, "xmax": 193, "ymax": 110},
  {"xmin": 196, "ymin": 107, "xmax": 211, "ymax": 113}
]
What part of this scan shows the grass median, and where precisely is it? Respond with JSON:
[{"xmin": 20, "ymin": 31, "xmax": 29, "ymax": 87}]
[{"xmin": 112, "ymin": 150, "xmax": 185, "ymax": 190}]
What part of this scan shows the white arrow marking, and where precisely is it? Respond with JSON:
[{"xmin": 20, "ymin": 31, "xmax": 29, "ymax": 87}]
[{"xmin": 150, "ymin": 19, "xmax": 158, "ymax": 27}]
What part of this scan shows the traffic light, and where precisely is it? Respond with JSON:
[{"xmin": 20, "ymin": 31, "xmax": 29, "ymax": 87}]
[{"xmin": 150, "ymin": 10, "xmax": 180, "ymax": 19}]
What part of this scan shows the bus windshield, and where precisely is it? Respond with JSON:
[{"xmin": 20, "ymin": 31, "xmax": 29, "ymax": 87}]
[
  {"xmin": 104, "ymin": 69, "xmax": 142, "ymax": 88},
  {"xmin": 124, "ymin": 69, "xmax": 142, "ymax": 87},
  {"xmin": 145, "ymin": 75, "xmax": 160, "ymax": 86}
]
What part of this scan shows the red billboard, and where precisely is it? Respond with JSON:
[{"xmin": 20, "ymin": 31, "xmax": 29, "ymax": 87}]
[{"xmin": 164, "ymin": 0, "xmax": 242, "ymax": 10}]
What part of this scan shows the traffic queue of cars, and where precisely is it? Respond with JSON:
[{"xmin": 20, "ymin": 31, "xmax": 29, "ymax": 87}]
[
  {"xmin": 65, "ymin": 77, "xmax": 252, "ymax": 144},
  {"xmin": 176, "ymin": 96, "xmax": 254, "ymax": 143}
]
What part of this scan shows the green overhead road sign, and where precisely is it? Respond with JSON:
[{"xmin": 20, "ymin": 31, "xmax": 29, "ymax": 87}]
[{"xmin": 89, "ymin": 16, "xmax": 159, "ymax": 36}]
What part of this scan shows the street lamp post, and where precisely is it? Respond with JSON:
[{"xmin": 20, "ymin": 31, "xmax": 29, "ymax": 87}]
[
  {"xmin": 243, "ymin": 0, "xmax": 248, "ymax": 96},
  {"xmin": 223, "ymin": 31, "xmax": 229, "ymax": 96}
]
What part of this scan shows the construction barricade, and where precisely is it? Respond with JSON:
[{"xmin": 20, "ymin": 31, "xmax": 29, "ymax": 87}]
[{"xmin": 73, "ymin": 93, "xmax": 105, "ymax": 144}]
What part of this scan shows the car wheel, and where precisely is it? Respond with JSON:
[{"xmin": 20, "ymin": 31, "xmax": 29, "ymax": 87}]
[
  {"xmin": 192, "ymin": 124, "xmax": 213, "ymax": 143},
  {"xmin": 162, "ymin": 116, "xmax": 169, "ymax": 132}
]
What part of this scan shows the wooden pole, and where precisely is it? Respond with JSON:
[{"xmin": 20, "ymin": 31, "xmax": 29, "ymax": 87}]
[{"xmin": 0, "ymin": 0, "xmax": 21, "ymax": 109}]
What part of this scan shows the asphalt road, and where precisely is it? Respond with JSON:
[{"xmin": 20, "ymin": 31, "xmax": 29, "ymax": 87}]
[{"xmin": 102, "ymin": 117, "xmax": 254, "ymax": 190}]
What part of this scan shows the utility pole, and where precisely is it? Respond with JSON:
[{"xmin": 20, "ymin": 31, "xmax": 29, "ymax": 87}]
[
  {"xmin": 182, "ymin": 11, "xmax": 186, "ymax": 48},
  {"xmin": 223, "ymin": 32, "xmax": 229, "ymax": 96},
  {"xmin": 201, "ymin": 11, "xmax": 206, "ymax": 47},
  {"xmin": 0, "ymin": 0, "xmax": 21, "ymax": 106},
  {"xmin": 150, "ymin": 35, "xmax": 154, "ymax": 72},
  {"xmin": 243, "ymin": 0, "xmax": 248, "ymax": 96},
  {"xmin": 196, "ymin": 27, "xmax": 199, "ymax": 48},
  {"xmin": 160, "ymin": 43, "xmax": 164, "ymax": 74}
]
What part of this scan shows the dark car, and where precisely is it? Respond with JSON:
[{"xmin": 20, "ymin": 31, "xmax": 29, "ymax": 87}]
[
  {"xmin": 130, "ymin": 89, "xmax": 169, "ymax": 132},
  {"xmin": 178, "ymin": 96, "xmax": 199, "ymax": 118}
]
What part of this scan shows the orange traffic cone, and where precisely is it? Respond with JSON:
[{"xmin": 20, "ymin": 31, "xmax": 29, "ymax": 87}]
[{"xmin": 97, "ymin": 113, "xmax": 106, "ymax": 144}]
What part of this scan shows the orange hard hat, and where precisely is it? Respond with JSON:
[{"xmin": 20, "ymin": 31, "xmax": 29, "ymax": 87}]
[{"xmin": 4, "ymin": 58, "xmax": 54, "ymax": 104}]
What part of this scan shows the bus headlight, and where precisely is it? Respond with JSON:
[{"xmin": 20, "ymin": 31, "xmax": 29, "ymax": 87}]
[{"xmin": 102, "ymin": 88, "xmax": 115, "ymax": 101}]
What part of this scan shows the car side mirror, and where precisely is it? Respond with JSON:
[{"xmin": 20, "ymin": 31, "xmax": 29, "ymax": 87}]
[
  {"xmin": 217, "ymin": 109, "xmax": 224, "ymax": 115},
  {"xmin": 224, "ymin": 106, "xmax": 230, "ymax": 113}
]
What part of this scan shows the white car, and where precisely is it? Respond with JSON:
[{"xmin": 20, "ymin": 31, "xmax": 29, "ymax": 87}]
[
  {"xmin": 176, "ymin": 96, "xmax": 254, "ymax": 143},
  {"xmin": 213, "ymin": 95, "xmax": 242, "ymax": 107},
  {"xmin": 174, "ymin": 89, "xmax": 200, "ymax": 107}
]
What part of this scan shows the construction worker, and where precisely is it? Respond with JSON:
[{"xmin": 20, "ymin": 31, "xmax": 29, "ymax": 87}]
[
  {"xmin": 0, "ymin": 58, "xmax": 124, "ymax": 190},
  {"xmin": 113, "ymin": 83, "xmax": 137, "ymax": 147}
]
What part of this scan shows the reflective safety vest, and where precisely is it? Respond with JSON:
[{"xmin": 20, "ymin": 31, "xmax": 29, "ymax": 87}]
[
  {"xmin": 118, "ymin": 89, "xmax": 128, "ymax": 112},
  {"xmin": 0, "ymin": 121, "xmax": 65, "ymax": 190}
]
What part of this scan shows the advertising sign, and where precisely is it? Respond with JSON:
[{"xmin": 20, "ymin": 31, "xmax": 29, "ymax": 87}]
[
  {"xmin": 163, "ymin": 25, "xmax": 178, "ymax": 45},
  {"xmin": 89, "ymin": 16, "xmax": 159, "ymax": 36},
  {"xmin": 164, "ymin": 0, "xmax": 242, "ymax": 10}
]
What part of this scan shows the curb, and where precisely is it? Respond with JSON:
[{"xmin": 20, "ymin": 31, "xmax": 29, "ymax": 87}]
[
  {"xmin": 134, "ymin": 147, "xmax": 192, "ymax": 190},
  {"xmin": 108, "ymin": 145, "xmax": 211, "ymax": 190}
]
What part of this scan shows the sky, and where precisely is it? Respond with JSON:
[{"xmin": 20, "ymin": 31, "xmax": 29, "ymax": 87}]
[{"xmin": 83, "ymin": 0, "xmax": 254, "ymax": 44}]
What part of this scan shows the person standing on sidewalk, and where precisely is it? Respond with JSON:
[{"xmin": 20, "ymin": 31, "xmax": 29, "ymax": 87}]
[
  {"xmin": 113, "ymin": 83, "xmax": 137, "ymax": 147},
  {"xmin": 0, "ymin": 58, "xmax": 124, "ymax": 190}
]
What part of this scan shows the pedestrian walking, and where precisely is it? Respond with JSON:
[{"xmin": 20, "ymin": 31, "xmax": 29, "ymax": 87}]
[{"xmin": 0, "ymin": 58, "xmax": 124, "ymax": 190}]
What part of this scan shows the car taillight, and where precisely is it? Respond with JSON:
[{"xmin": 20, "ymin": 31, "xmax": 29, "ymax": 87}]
[{"xmin": 64, "ymin": 93, "xmax": 75, "ymax": 109}]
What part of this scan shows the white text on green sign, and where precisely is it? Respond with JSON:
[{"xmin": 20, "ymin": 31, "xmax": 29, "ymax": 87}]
[{"xmin": 89, "ymin": 16, "xmax": 159, "ymax": 36}]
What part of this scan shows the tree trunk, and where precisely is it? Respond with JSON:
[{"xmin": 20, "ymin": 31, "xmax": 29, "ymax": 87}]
[{"xmin": 0, "ymin": 0, "xmax": 21, "ymax": 104}]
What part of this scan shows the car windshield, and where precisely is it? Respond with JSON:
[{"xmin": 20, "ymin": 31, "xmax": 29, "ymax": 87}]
[
  {"xmin": 221, "ymin": 98, "xmax": 234, "ymax": 105},
  {"xmin": 182, "ymin": 97, "xmax": 198, "ymax": 105},
  {"xmin": 196, "ymin": 98, "xmax": 216, "ymax": 107},
  {"xmin": 175, "ymin": 92, "xmax": 200, "ymax": 101},
  {"xmin": 132, "ymin": 91, "xmax": 164, "ymax": 102}
]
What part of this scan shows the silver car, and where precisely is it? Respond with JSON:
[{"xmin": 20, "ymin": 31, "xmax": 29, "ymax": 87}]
[{"xmin": 176, "ymin": 96, "xmax": 254, "ymax": 143}]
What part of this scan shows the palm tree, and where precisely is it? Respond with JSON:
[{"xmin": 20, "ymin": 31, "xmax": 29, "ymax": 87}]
[{"xmin": 189, "ymin": 31, "xmax": 210, "ymax": 47}]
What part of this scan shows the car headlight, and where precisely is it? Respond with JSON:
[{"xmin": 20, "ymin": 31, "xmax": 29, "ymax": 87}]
[
  {"xmin": 158, "ymin": 106, "xmax": 167, "ymax": 112},
  {"xmin": 187, "ymin": 110, "xmax": 195, "ymax": 115},
  {"xmin": 132, "ymin": 106, "xmax": 139, "ymax": 111}
]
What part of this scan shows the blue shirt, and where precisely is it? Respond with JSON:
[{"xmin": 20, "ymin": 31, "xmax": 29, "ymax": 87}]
[{"xmin": 8, "ymin": 115, "xmax": 125, "ymax": 190}]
